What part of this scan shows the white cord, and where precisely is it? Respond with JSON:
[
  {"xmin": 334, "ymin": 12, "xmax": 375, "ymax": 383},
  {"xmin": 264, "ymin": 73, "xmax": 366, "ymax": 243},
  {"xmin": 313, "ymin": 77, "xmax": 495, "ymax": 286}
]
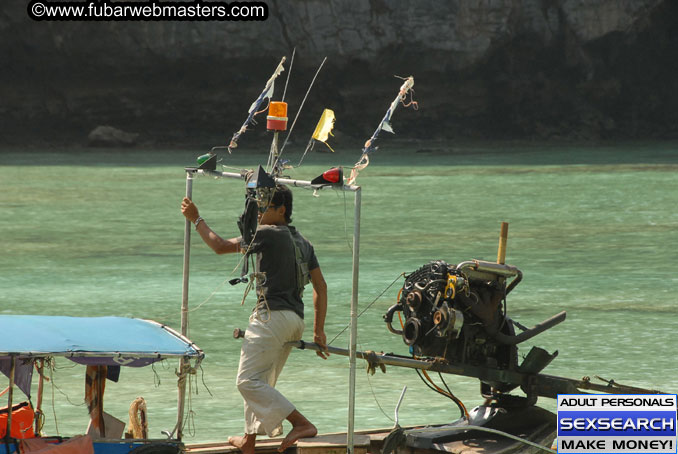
[{"xmin": 411, "ymin": 424, "xmax": 555, "ymax": 453}]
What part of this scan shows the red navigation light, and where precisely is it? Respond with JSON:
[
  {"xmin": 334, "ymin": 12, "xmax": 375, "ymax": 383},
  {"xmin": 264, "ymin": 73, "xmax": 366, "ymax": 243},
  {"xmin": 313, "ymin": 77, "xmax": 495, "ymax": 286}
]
[
  {"xmin": 323, "ymin": 168, "xmax": 342, "ymax": 183},
  {"xmin": 311, "ymin": 167, "xmax": 344, "ymax": 186}
]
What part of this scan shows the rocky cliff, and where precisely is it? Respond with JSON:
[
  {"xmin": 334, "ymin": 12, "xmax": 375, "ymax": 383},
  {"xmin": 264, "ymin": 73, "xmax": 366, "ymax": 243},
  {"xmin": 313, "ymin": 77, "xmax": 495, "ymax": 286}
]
[{"xmin": 1, "ymin": 0, "xmax": 676, "ymax": 147}]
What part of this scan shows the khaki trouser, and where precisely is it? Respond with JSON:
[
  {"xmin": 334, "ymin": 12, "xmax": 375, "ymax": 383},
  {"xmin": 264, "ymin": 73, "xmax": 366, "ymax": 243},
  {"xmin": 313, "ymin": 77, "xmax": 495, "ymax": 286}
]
[{"xmin": 236, "ymin": 309, "xmax": 305, "ymax": 437}]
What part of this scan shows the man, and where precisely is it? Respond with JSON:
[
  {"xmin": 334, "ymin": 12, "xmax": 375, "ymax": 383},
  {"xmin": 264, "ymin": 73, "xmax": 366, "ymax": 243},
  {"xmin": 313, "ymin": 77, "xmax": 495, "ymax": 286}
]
[{"xmin": 181, "ymin": 185, "xmax": 329, "ymax": 454}]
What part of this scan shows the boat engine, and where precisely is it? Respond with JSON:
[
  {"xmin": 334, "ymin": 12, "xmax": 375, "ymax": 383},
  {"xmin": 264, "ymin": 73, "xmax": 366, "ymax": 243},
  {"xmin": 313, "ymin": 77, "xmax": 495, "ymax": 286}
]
[{"xmin": 384, "ymin": 259, "xmax": 566, "ymax": 396}]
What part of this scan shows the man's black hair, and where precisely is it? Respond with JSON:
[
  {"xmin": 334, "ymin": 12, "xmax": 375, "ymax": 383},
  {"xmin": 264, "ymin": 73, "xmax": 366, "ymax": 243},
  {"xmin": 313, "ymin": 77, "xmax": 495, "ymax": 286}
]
[{"xmin": 271, "ymin": 184, "xmax": 293, "ymax": 224}]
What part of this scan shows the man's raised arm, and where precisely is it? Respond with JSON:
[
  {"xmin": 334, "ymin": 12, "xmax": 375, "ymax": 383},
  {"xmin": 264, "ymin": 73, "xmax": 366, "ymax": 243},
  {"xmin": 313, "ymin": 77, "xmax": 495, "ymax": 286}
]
[{"xmin": 181, "ymin": 197, "xmax": 241, "ymax": 254}]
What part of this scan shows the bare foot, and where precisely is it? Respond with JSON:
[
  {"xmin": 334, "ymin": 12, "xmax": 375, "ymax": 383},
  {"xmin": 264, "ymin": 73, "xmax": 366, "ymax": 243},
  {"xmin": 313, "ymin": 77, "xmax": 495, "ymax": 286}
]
[
  {"xmin": 278, "ymin": 423, "xmax": 317, "ymax": 452},
  {"xmin": 228, "ymin": 434, "xmax": 257, "ymax": 454}
]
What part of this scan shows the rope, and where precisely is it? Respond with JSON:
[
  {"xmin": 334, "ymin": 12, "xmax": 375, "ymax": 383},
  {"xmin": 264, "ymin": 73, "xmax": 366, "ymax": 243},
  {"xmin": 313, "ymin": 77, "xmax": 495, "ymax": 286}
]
[
  {"xmin": 187, "ymin": 276, "xmax": 231, "ymax": 315},
  {"xmin": 397, "ymin": 305, "xmax": 469, "ymax": 420},
  {"xmin": 34, "ymin": 411, "xmax": 45, "ymax": 436},
  {"xmin": 421, "ymin": 369, "xmax": 469, "ymax": 420},
  {"xmin": 410, "ymin": 424, "xmax": 555, "ymax": 453},
  {"xmin": 348, "ymin": 76, "xmax": 416, "ymax": 185},
  {"xmin": 151, "ymin": 363, "xmax": 161, "ymax": 387},
  {"xmin": 438, "ymin": 372, "xmax": 468, "ymax": 419},
  {"xmin": 347, "ymin": 155, "xmax": 368, "ymax": 185},
  {"xmin": 272, "ymin": 57, "xmax": 327, "ymax": 172},
  {"xmin": 177, "ymin": 362, "xmax": 197, "ymax": 437},
  {"xmin": 295, "ymin": 138, "xmax": 315, "ymax": 168},
  {"xmin": 342, "ymin": 189, "xmax": 353, "ymax": 253},
  {"xmin": 184, "ymin": 398, "xmax": 196, "ymax": 437},
  {"xmin": 48, "ymin": 359, "xmax": 59, "ymax": 436},
  {"xmin": 251, "ymin": 269, "xmax": 272, "ymax": 324},
  {"xmin": 230, "ymin": 224, "xmax": 261, "ymax": 277},
  {"xmin": 45, "ymin": 359, "xmax": 85, "ymax": 408},
  {"xmin": 175, "ymin": 182, "xmax": 281, "ymax": 325},
  {"xmin": 170, "ymin": 210, "xmax": 265, "ymax": 323},
  {"xmin": 199, "ymin": 364, "xmax": 214, "ymax": 398},
  {"xmin": 126, "ymin": 397, "xmax": 148, "ymax": 439},
  {"xmin": 253, "ymin": 99, "xmax": 271, "ymax": 116},
  {"xmin": 328, "ymin": 272, "xmax": 405, "ymax": 346},
  {"xmin": 401, "ymin": 89, "xmax": 419, "ymax": 110},
  {"xmin": 360, "ymin": 340, "xmax": 395, "ymax": 424}
]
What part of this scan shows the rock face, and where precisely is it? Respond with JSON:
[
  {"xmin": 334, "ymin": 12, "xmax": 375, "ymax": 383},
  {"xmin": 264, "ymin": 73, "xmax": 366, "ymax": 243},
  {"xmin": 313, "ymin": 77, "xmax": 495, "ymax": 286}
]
[
  {"xmin": 1, "ymin": 0, "xmax": 676, "ymax": 146},
  {"xmin": 88, "ymin": 125, "xmax": 139, "ymax": 147}
]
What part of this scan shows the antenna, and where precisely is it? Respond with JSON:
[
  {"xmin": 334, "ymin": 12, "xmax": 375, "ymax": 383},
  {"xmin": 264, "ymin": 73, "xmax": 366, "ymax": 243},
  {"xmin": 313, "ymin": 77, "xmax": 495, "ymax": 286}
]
[
  {"xmin": 281, "ymin": 47, "xmax": 296, "ymax": 103},
  {"xmin": 269, "ymin": 57, "xmax": 327, "ymax": 175}
]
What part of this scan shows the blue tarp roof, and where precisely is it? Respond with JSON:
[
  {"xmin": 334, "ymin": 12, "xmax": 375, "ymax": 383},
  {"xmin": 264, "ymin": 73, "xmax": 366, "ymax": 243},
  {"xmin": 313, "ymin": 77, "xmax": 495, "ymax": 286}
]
[
  {"xmin": 0, "ymin": 315, "xmax": 202, "ymax": 362},
  {"xmin": 0, "ymin": 316, "xmax": 202, "ymax": 397}
]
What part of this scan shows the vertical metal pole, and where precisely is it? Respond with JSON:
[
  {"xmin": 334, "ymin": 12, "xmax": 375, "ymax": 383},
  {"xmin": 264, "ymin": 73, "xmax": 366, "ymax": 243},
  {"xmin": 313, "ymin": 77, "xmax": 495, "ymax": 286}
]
[
  {"xmin": 347, "ymin": 187, "xmax": 361, "ymax": 454},
  {"xmin": 177, "ymin": 170, "xmax": 194, "ymax": 441},
  {"xmin": 267, "ymin": 131, "xmax": 279, "ymax": 173},
  {"xmin": 6, "ymin": 356, "xmax": 15, "ymax": 439},
  {"xmin": 181, "ymin": 170, "xmax": 194, "ymax": 336}
]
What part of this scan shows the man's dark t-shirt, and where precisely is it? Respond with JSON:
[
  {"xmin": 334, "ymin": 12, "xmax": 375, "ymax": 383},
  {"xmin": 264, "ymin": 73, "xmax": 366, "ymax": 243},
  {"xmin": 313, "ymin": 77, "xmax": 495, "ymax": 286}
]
[{"xmin": 247, "ymin": 224, "xmax": 319, "ymax": 319}]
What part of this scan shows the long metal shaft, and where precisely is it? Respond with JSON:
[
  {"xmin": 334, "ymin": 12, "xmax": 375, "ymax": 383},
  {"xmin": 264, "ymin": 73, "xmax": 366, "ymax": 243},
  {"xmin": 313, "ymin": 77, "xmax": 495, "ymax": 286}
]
[
  {"xmin": 181, "ymin": 171, "xmax": 194, "ymax": 336},
  {"xmin": 193, "ymin": 169, "xmax": 361, "ymax": 193},
  {"xmin": 177, "ymin": 170, "xmax": 194, "ymax": 441},
  {"xmin": 288, "ymin": 341, "xmax": 665, "ymax": 398},
  {"xmin": 347, "ymin": 188, "xmax": 361, "ymax": 454}
]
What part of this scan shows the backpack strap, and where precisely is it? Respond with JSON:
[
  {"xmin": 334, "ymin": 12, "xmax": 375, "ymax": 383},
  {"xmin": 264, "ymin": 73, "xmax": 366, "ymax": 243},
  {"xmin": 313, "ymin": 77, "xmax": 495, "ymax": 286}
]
[{"xmin": 288, "ymin": 228, "xmax": 310, "ymax": 298}]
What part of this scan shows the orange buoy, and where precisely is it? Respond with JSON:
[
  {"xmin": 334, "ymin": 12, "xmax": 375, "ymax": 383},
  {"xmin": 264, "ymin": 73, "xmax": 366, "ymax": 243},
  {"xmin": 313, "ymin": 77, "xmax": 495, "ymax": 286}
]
[{"xmin": 267, "ymin": 101, "xmax": 288, "ymax": 131}]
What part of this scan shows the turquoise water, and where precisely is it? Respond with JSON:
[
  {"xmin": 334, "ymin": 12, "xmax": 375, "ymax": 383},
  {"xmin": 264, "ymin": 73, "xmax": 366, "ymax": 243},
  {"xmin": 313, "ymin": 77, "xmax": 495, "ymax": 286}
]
[{"xmin": 1, "ymin": 143, "xmax": 677, "ymax": 442}]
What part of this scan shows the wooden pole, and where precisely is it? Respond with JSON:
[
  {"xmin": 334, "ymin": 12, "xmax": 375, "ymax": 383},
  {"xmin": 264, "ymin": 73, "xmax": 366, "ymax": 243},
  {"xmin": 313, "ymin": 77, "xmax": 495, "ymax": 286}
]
[
  {"xmin": 6, "ymin": 356, "xmax": 15, "ymax": 440},
  {"xmin": 35, "ymin": 359, "xmax": 44, "ymax": 435},
  {"xmin": 497, "ymin": 222, "xmax": 509, "ymax": 265}
]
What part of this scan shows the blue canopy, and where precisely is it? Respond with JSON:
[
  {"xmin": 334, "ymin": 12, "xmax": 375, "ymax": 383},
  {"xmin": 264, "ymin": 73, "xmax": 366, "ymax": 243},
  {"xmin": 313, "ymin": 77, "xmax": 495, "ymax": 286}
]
[
  {"xmin": 0, "ymin": 315, "xmax": 203, "ymax": 401},
  {"xmin": 0, "ymin": 315, "xmax": 203, "ymax": 364}
]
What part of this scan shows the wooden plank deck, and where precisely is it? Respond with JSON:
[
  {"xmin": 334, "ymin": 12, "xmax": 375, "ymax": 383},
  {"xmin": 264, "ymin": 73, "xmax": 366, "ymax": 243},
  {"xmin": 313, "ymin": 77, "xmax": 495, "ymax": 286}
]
[
  {"xmin": 185, "ymin": 430, "xmax": 385, "ymax": 454},
  {"xmin": 185, "ymin": 407, "xmax": 557, "ymax": 454}
]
